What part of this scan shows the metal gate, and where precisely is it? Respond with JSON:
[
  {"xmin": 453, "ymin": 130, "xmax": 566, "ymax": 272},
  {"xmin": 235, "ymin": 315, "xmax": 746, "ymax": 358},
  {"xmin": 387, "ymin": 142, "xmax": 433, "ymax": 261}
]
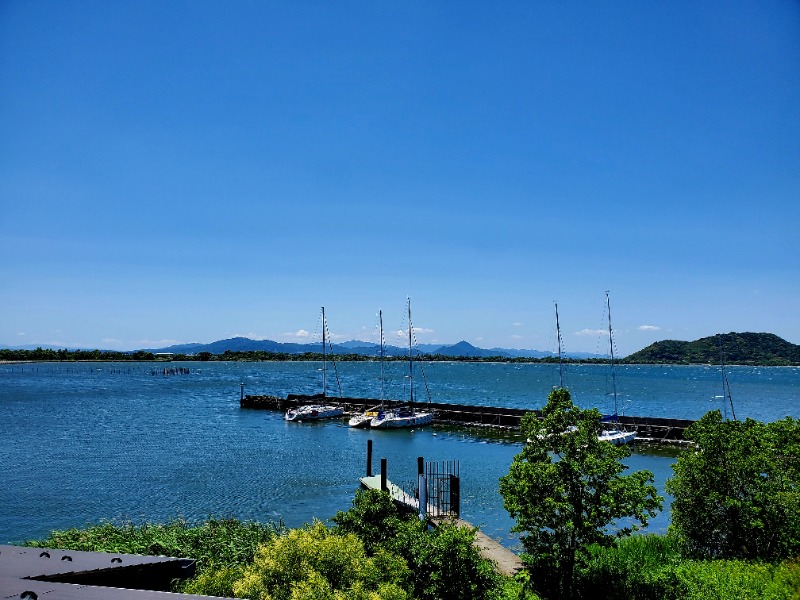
[{"xmin": 422, "ymin": 460, "xmax": 460, "ymax": 518}]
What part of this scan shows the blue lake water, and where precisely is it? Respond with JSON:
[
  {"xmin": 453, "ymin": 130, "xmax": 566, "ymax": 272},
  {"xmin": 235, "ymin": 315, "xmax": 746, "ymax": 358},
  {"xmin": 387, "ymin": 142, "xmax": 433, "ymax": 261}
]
[{"xmin": 1, "ymin": 361, "xmax": 798, "ymax": 548}]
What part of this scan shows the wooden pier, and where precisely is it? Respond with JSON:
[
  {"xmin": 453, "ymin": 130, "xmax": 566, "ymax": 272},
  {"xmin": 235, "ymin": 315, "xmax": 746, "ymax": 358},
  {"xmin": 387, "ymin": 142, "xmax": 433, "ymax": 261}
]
[
  {"xmin": 241, "ymin": 393, "xmax": 694, "ymax": 443},
  {"xmin": 359, "ymin": 449, "xmax": 525, "ymax": 578}
]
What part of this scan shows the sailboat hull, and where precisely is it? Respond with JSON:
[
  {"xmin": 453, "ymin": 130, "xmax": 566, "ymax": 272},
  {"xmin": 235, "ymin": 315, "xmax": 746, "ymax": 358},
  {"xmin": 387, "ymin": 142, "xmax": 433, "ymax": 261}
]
[
  {"xmin": 598, "ymin": 429, "xmax": 636, "ymax": 445},
  {"xmin": 348, "ymin": 410, "xmax": 378, "ymax": 428},
  {"xmin": 285, "ymin": 405, "xmax": 344, "ymax": 422},
  {"xmin": 370, "ymin": 409, "xmax": 433, "ymax": 429}
]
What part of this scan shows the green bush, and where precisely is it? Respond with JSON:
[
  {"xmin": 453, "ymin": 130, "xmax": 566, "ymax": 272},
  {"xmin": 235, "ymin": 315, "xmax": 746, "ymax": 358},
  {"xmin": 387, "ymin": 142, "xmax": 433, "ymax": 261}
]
[
  {"xmin": 385, "ymin": 517, "xmax": 498, "ymax": 600},
  {"xmin": 674, "ymin": 559, "xmax": 800, "ymax": 600},
  {"xmin": 573, "ymin": 534, "xmax": 800, "ymax": 600},
  {"xmin": 25, "ymin": 517, "xmax": 282, "ymax": 595},
  {"xmin": 667, "ymin": 411, "xmax": 800, "ymax": 561},
  {"xmin": 331, "ymin": 488, "xmax": 407, "ymax": 554},
  {"xmin": 232, "ymin": 520, "xmax": 410, "ymax": 600}
]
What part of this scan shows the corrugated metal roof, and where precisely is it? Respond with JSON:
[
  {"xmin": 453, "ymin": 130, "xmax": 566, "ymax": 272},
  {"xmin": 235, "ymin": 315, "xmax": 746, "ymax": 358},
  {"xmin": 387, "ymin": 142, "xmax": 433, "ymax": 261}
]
[{"xmin": 0, "ymin": 545, "xmax": 236, "ymax": 599}]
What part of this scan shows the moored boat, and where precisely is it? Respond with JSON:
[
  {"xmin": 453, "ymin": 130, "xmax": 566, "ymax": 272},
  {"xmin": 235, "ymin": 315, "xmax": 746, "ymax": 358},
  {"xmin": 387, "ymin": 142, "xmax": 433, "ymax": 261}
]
[
  {"xmin": 286, "ymin": 404, "xmax": 344, "ymax": 422},
  {"xmin": 370, "ymin": 298, "xmax": 433, "ymax": 429},
  {"xmin": 370, "ymin": 407, "xmax": 433, "ymax": 428},
  {"xmin": 349, "ymin": 310, "xmax": 387, "ymax": 429},
  {"xmin": 287, "ymin": 306, "xmax": 344, "ymax": 423},
  {"xmin": 348, "ymin": 407, "xmax": 380, "ymax": 428},
  {"xmin": 597, "ymin": 292, "xmax": 635, "ymax": 446}
]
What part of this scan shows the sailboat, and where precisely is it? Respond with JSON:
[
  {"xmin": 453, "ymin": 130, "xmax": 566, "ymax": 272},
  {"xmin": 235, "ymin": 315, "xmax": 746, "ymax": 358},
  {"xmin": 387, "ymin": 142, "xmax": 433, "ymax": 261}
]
[
  {"xmin": 285, "ymin": 306, "xmax": 345, "ymax": 422},
  {"xmin": 370, "ymin": 298, "xmax": 434, "ymax": 429},
  {"xmin": 530, "ymin": 302, "xmax": 577, "ymax": 443},
  {"xmin": 348, "ymin": 310, "xmax": 385, "ymax": 428},
  {"xmin": 597, "ymin": 292, "xmax": 636, "ymax": 445}
]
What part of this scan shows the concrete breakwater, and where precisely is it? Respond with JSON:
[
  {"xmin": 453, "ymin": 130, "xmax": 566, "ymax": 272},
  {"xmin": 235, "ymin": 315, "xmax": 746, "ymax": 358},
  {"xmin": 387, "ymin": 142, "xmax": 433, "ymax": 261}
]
[{"xmin": 241, "ymin": 394, "xmax": 694, "ymax": 443}]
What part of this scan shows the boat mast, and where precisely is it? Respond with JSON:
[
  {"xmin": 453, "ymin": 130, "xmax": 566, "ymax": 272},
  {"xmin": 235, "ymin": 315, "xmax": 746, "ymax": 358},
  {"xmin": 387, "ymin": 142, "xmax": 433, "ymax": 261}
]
[
  {"xmin": 379, "ymin": 309, "xmax": 385, "ymax": 405},
  {"xmin": 322, "ymin": 306, "xmax": 326, "ymax": 398},
  {"xmin": 555, "ymin": 301, "xmax": 564, "ymax": 388},
  {"xmin": 408, "ymin": 297, "xmax": 414, "ymax": 408},
  {"xmin": 718, "ymin": 334, "xmax": 738, "ymax": 421},
  {"xmin": 606, "ymin": 291, "xmax": 618, "ymax": 417}
]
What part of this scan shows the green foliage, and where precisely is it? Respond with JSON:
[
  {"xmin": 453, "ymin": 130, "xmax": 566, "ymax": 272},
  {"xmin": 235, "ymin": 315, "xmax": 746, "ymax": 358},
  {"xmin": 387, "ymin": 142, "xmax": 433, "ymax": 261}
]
[
  {"xmin": 26, "ymin": 517, "xmax": 282, "ymax": 595},
  {"xmin": 623, "ymin": 332, "xmax": 800, "ymax": 365},
  {"xmin": 387, "ymin": 517, "xmax": 499, "ymax": 600},
  {"xmin": 331, "ymin": 488, "xmax": 407, "ymax": 554},
  {"xmin": 232, "ymin": 520, "xmax": 410, "ymax": 600},
  {"xmin": 666, "ymin": 410, "xmax": 800, "ymax": 561},
  {"xmin": 672, "ymin": 558, "xmax": 800, "ymax": 600},
  {"xmin": 499, "ymin": 388, "xmax": 662, "ymax": 599},
  {"xmin": 334, "ymin": 487, "xmax": 504, "ymax": 599},
  {"xmin": 574, "ymin": 534, "xmax": 800, "ymax": 600},
  {"xmin": 575, "ymin": 534, "xmax": 683, "ymax": 599}
]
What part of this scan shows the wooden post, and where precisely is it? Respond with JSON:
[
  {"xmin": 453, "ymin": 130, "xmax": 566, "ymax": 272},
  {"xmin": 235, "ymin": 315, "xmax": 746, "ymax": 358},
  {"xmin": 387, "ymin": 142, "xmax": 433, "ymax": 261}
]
[
  {"xmin": 380, "ymin": 458, "xmax": 387, "ymax": 492},
  {"xmin": 366, "ymin": 440, "xmax": 373, "ymax": 477},
  {"xmin": 240, "ymin": 383, "xmax": 245, "ymax": 402}
]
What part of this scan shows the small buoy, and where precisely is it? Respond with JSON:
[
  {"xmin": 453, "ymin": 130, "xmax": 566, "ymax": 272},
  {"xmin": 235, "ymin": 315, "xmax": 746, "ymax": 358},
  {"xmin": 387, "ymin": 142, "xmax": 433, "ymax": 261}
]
[{"xmin": 432, "ymin": 433, "xmax": 437, "ymax": 436}]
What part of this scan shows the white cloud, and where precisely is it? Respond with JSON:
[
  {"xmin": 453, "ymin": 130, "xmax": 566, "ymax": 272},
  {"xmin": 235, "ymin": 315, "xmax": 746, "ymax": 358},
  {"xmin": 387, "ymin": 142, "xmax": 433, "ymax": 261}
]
[
  {"xmin": 294, "ymin": 329, "xmax": 310, "ymax": 338},
  {"xmin": 512, "ymin": 322, "xmax": 524, "ymax": 327},
  {"xmin": 232, "ymin": 332, "xmax": 264, "ymax": 339},
  {"xmin": 576, "ymin": 328, "xmax": 606, "ymax": 337},
  {"xmin": 135, "ymin": 339, "xmax": 180, "ymax": 347},
  {"xmin": 638, "ymin": 325, "xmax": 661, "ymax": 331},
  {"xmin": 511, "ymin": 334, "xmax": 523, "ymax": 339},
  {"xmin": 395, "ymin": 327, "xmax": 434, "ymax": 337},
  {"xmin": 17, "ymin": 332, "xmax": 26, "ymax": 336}
]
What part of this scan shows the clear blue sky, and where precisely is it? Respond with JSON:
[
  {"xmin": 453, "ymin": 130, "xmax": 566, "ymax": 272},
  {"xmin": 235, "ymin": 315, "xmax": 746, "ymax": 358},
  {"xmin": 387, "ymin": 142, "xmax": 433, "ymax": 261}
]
[{"xmin": 1, "ymin": 1, "xmax": 798, "ymax": 356}]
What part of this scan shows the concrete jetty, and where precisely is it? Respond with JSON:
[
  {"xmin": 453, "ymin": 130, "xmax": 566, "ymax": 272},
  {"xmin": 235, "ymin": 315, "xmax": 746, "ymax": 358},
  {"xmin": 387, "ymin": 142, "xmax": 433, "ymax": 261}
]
[{"xmin": 241, "ymin": 393, "xmax": 694, "ymax": 443}]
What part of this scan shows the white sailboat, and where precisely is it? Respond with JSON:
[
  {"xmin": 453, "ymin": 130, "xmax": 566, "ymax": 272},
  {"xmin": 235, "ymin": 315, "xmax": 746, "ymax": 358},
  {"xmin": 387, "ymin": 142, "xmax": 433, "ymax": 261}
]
[
  {"xmin": 370, "ymin": 298, "xmax": 433, "ymax": 429},
  {"xmin": 348, "ymin": 310, "xmax": 385, "ymax": 428},
  {"xmin": 285, "ymin": 404, "xmax": 344, "ymax": 422},
  {"xmin": 285, "ymin": 306, "xmax": 344, "ymax": 422},
  {"xmin": 597, "ymin": 292, "xmax": 636, "ymax": 446},
  {"xmin": 530, "ymin": 302, "xmax": 577, "ymax": 443}
]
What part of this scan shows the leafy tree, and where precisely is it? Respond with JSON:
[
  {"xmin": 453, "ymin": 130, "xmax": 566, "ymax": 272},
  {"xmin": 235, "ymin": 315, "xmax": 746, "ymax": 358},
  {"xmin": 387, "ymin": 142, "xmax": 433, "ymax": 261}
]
[
  {"xmin": 499, "ymin": 388, "xmax": 662, "ymax": 599},
  {"xmin": 334, "ymin": 488, "xmax": 502, "ymax": 600},
  {"xmin": 331, "ymin": 488, "xmax": 406, "ymax": 554},
  {"xmin": 232, "ymin": 520, "xmax": 409, "ymax": 600},
  {"xmin": 388, "ymin": 517, "xmax": 499, "ymax": 600},
  {"xmin": 666, "ymin": 410, "xmax": 800, "ymax": 561}
]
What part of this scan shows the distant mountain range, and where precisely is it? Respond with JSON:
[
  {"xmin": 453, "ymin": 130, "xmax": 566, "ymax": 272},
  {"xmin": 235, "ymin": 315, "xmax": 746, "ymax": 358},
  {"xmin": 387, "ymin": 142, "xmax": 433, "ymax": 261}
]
[
  {"xmin": 140, "ymin": 337, "xmax": 601, "ymax": 359},
  {"xmin": 7, "ymin": 332, "xmax": 798, "ymax": 364}
]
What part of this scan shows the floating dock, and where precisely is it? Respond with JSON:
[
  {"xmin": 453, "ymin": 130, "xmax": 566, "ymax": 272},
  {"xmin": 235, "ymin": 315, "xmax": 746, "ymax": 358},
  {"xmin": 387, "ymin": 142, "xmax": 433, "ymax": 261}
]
[{"xmin": 241, "ymin": 393, "xmax": 694, "ymax": 443}]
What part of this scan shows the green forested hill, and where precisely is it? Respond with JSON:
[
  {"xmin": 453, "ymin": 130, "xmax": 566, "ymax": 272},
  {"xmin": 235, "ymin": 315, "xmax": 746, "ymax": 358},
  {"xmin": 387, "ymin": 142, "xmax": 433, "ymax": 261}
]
[{"xmin": 624, "ymin": 332, "xmax": 800, "ymax": 366}]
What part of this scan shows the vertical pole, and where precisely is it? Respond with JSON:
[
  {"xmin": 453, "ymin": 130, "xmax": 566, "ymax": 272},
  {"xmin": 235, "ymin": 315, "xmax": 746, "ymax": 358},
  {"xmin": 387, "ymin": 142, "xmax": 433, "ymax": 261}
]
[
  {"xmin": 380, "ymin": 458, "xmax": 387, "ymax": 492},
  {"xmin": 450, "ymin": 474, "xmax": 460, "ymax": 518},
  {"xmin": 322, "ymin": 306, "xmax": 326, "ymax": 398},
  {"xmin": 240, "ymin": 382, "xmax": 245, "ymax": 403},
  {"xmin": 418, "ymin": 473, "xmax": 427, "ymax": 521},
  {"xmin": 417, "ymin": 456, "xmax": 424, "ymax": 476},
  {"xmin": 366, "ymin": 439, "xmax": 373, "ymax": 477}
]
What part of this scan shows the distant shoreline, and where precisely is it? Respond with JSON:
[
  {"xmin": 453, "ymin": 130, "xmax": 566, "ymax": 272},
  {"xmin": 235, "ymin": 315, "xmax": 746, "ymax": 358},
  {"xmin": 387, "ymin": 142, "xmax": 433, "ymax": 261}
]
[{"xmin": 2, "ymin": 356, "xmax": 798, "ymax": 367}]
